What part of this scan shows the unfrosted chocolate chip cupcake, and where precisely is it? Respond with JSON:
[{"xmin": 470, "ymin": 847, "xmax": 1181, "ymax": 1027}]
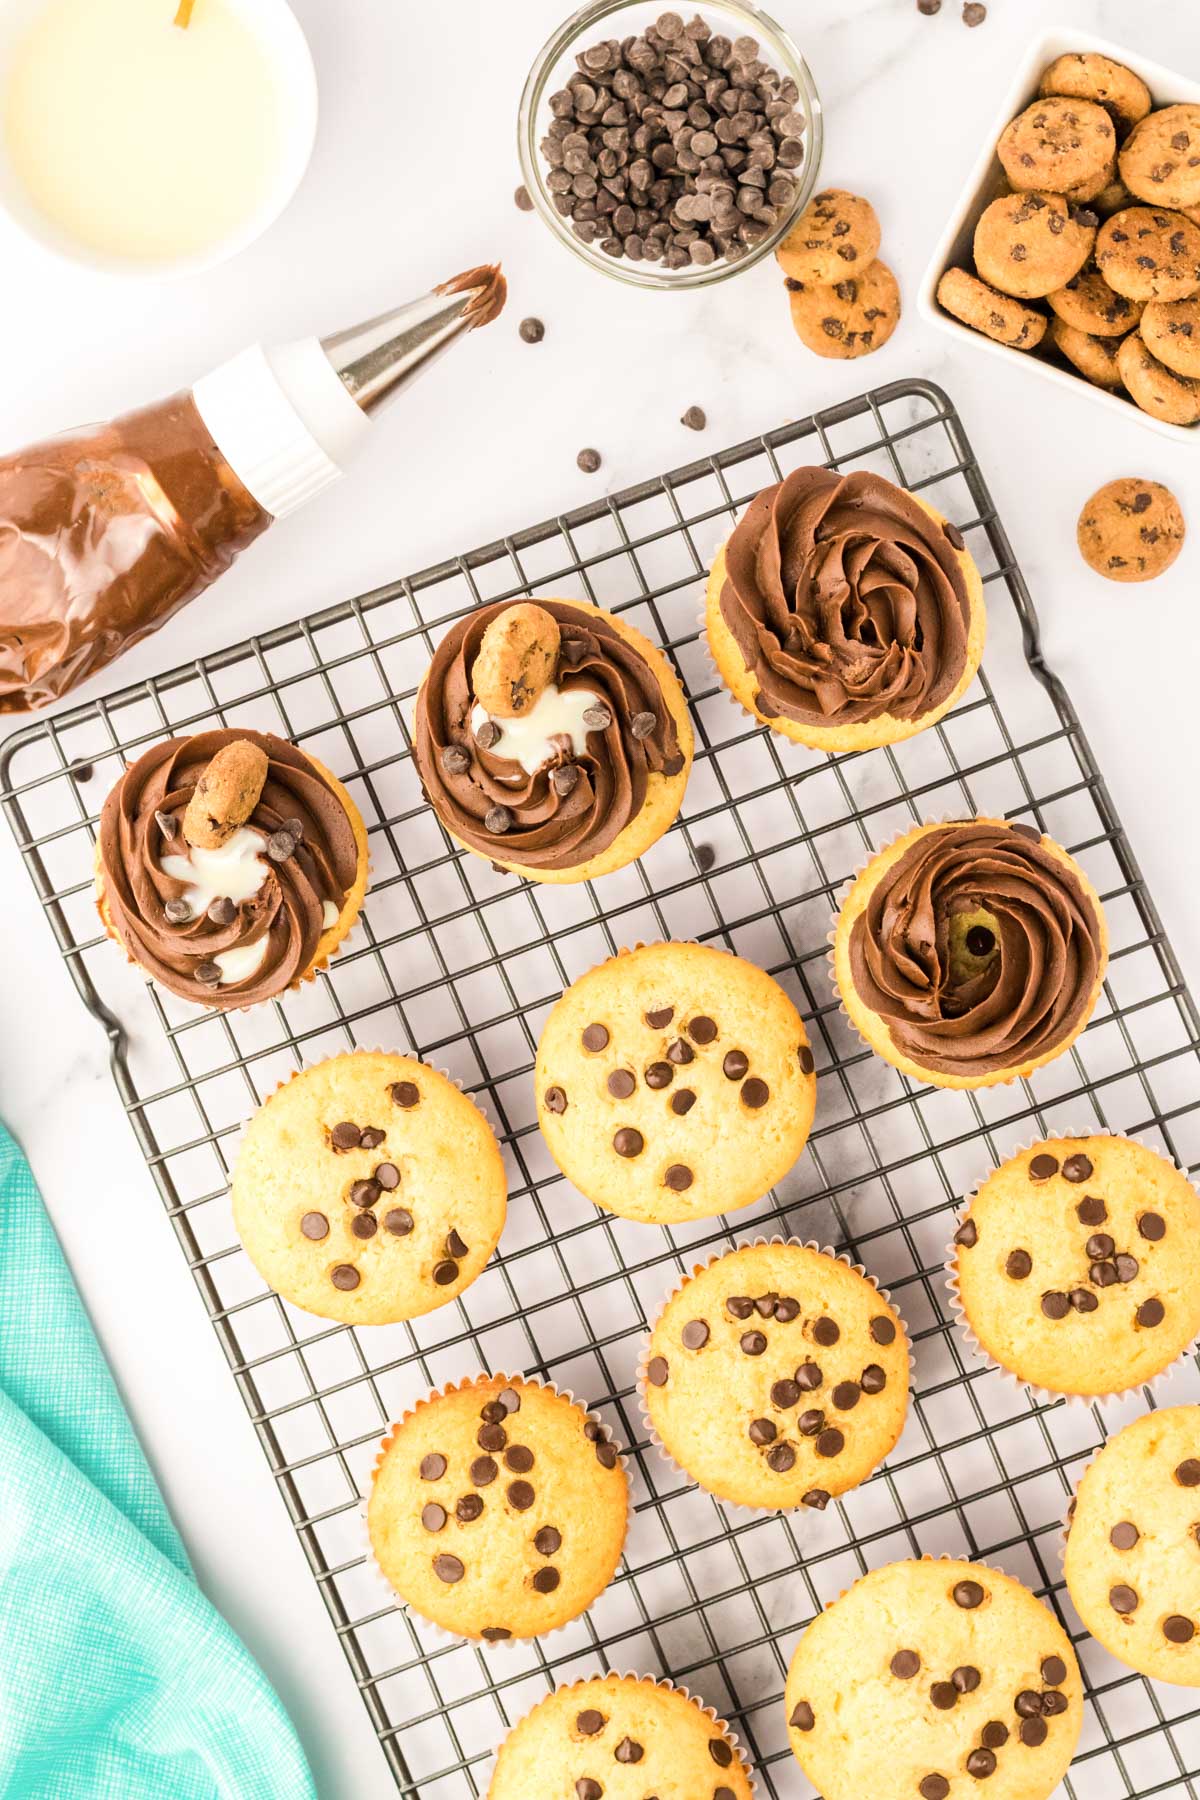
[
  {"xmin": 488, "ymin": 1674, "xmax": 754, "ymax": 1800},
  {"xmin": 231, "ymin": 1051, "xmax": 506, "ymax": 1324},
  {"xmin": 96, "ymin": 729, "xmax": 368, "ymax": 1009},
  {"xmin": 705, "ymin": 466, "xmax": 985, "ymax": 751},
  {"xmin": 367, "ymin": 1375, "xmax": 627, "ymax": 1643},
  {"xmin": 785, "ymin": 1559, "xmax": 1082, "ymax": 1799},
  {"xmin": 413, "ymin": 599, "xmax": 693, "ymax": 884},
  {"xmin": 952, "ymin": 1136, "xmax": 1200, "ymax": 1397},
  {"xmin": 1065, "ymin": 1407, "xmax": 1200, "ymax": 1687},
  {"xmin": 833, "ymin": 818, "xmax": 1108, "ymax": 1089},
  {"xmin": 642, "ymin": 1242, "xmax": 909, "ymax": 1511}
]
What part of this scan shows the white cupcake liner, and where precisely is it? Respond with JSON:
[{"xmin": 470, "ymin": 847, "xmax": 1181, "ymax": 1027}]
[
  {"xmin": 224, "ymin": 1046, "xmax": 506, "ymax": 1320},
  {"xmin": 823, "ymin": 814, "xmax": 1109, "ymax": 1094},
  {"xmin": 944, "ymin": 1127, "xmax": 1200, "ymax": 1409},
  {"xmin": 478, "ymin": 1669, "xmax": 758, "ymax": 1797},
  {"xmin": 636, "ymin": 1236, "xmax": 915, "ymax": 1521},
  {"xmin": 357, "ymin": 1371, "xmax": 631, "ymax": 1655}
]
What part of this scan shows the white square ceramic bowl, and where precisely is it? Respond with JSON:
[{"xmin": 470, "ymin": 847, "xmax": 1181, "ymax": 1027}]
[{"xmin": 918, "ymin": 25, "xmax": 1200, "ymax": 446}]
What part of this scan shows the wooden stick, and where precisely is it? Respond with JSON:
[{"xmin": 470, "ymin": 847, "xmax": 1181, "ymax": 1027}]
[{"xmin": 173, "ymin": 0, "xmax": 196, "ymax": 27}]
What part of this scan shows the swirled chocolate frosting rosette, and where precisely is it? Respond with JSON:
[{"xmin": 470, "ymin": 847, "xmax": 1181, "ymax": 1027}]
[
  {"xmin": 705, "ymin": 466, "xmax": 986, "ymax": 751},
  {"xmin": 832, "ymin": 818, "xmax": 1108, "ymax": 1089},
  {"xmin": 412, "ymin": 599, "xmax": 693, "ymax": 884},
  {"xmin": 96, "ymin": 729, "xmax": 369, "ymax": 1010}
]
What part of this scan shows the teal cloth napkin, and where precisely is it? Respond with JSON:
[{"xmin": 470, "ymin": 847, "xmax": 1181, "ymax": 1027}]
[{"xmin": 0, "ymin": 1121, "xmax": 317, "ymax": 1800}]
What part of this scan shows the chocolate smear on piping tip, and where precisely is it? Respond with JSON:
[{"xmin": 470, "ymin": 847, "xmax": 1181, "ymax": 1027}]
[{"xmin": 435, "ymin": 264, "xmax": 508, "ymax": 329}]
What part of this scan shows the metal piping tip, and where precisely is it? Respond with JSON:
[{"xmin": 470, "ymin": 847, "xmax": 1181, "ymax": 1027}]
[{"xmin": 320, "ymin": 262, "xmax": 506, "ymax": 417}]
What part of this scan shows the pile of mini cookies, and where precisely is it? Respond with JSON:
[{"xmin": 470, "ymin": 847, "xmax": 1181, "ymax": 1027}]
[
  {"xmin": 776, "ymin": 188, "xmax": 900, "ymax": 359},
  {"xmin": 936, "ymin": 52, "xmax": 1200, "ymax": 426}
]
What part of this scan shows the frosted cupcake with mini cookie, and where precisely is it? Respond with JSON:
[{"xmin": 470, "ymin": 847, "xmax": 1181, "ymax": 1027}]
[
  {"xmin": 413, "ymin": 599, "xmax": 692, "ymax": 883},
  {"xmin": 96, "ymin": 729, "xmax": 368, "ymax": 1009}
]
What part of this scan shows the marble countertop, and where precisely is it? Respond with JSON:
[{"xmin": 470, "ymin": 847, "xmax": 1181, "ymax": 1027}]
[{"xmin": 1, "ymin": 0, "xmax": 1197, "ymax": 1793}]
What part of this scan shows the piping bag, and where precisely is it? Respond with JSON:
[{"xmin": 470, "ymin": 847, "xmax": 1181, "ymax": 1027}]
[{"xmin": 0, "ymin": 264, "xmax": 506, "ymax": 711}]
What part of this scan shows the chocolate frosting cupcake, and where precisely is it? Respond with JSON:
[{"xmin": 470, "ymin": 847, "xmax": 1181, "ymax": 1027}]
[
  {"xmin": 97, "ymin": 729, "xmax": 362, "ymax": 1009},
  {"xmin": 719, "ymin": 467, "xmax": 973, "ymax": 728},
  {"xmin": 413, "ymin": 600, "xmax": 687, "ymax": 875},
  {"xmin": 846, "ymin": 821, "xmax": 1105, "ymax": 1079}
]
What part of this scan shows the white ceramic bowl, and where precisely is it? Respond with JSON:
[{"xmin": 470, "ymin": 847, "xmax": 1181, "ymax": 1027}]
[
  {"xmin": 0, "ymin": 0, "xmax": 318, "ymax": 279},
  {"xmin": 919, "ymin": 26, "xmax": 1200, "ymax": 445}
]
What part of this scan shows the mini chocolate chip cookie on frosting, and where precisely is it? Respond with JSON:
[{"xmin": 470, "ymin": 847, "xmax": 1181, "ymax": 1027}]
[
  {"xmin": 833, "ymin": 818, "xmax": 1108, "ymax": 1089},
  {"xmin": 642, "ymin": 1242, "xmax": 909, "ymax": 1512},
  {"xmin": 952, "ymin": 1136, "xmax": 1200, "ymax": 1397},
  {"xmin": 488, "ymin": 1674, "xmax": 753, "ymax": 1800},
  {"xmin": 413, "ymin": 598, "xmax": 693, "ymax": 884},
  {"xmin": 535, "ymin": 941, "xmax": 817, "ymax": 1225},
  {"xmin": 96, "ymin": 729, "xmax": 369, "ymax": 1009},
  {"xmin": 705, "ymin": 465, "xmax": 985, "ymax": 752},
  {"xmin": 231, "ymin": 1051, "xmax": 506, "ymax": 1324},
  {"xmin": 367, "ymin": 1374, "xmax": 628, "ymax": 1643},
  {"xmin": 785, "ymin": 1558, "xmax": 1082, "ymax": 1800},
  {"xmin": 1065, "ymin": 1406, "xmax": 1200, "ymax": 1686}
]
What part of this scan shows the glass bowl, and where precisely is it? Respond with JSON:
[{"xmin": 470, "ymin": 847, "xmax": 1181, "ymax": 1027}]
[{"xmin": 518, "ymin": 0, "xmax": 823, "ymax": 291}]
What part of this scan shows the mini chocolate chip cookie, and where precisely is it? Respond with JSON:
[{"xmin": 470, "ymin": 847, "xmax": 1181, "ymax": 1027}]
[
  {"xmin": 367, "ymin": 1374, "xmax": 628, "ymax": 1642},
  {"xmin": 937, "ymin": 267, "xmax": 1047, "ymax": 349},
  {"xmin": 1039, "ymin": 52, "xmax": 1152, "ymax": 140},
  {"xmin": 1049, "ymin": 317, "xmax": 1125, "ymax": 389},
  {"xmin": 973, "ymin": 192, "xmax": 1095, "ymax": 300},
  {"xmin": 786, "ymin": 1559, "xmax": 1082, "ymax": 1800},
  {"xmin": 1066, "ymin": 1407, "xmax": 1200, "ymax": 1687},
  {"xmin": 1096, "ymin": 206, "xmax": 1200, "ymax": 303},
  {"xmin": 1119, "ymin": 104, "xmax": 1200, "ymax": 210},
  {"xmin": 1118, "ymin": 332, "xmax": 1200, "ymax": 424},
  {"xmin": 1077, "ymin": 478, "xmax": 1186, "ymax": 583},
  {"xmin": 642, "ymin": 1242, "xmax": 910, "ymax": 1512},
  {"xmin": 786, "ymin": 259, "xmax": 901, "ymax": 358},
  {"xmin": 776, "ymin": 188, "xmax": 881, "ymax": 286},
  {"xmin": 1047, "ymin": 262, "xmax": 1143, "ymax": 334},
  {"xmin": 999, "ymin": 96, "xmax": 1116, "ymax": 197},
  {"xmin": 1141, "ymin": 293, "xmax": 1200, "ymax": 377}
]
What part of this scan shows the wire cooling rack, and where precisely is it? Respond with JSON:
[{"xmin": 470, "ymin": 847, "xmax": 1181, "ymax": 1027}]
[{"xmin": 4, "ymin": 378, "xmax": 1200, "ymax": 1800}]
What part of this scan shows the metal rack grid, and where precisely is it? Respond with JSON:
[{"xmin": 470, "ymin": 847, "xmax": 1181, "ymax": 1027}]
[{"xmin": 4, "ymin": 378, "xmax": 1200, "ymax": 1800}]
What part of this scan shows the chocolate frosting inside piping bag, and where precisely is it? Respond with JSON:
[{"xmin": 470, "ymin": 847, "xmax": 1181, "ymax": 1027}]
[
  {"xmin": 414, "ymin": 601, "xmax": 685, "ymax": 872},
  {"xmin": 720, "ymin": 466, "xmax": 971, "ymax": 727},
  {"xmin": 849, "ymin": 823, "xmax": 1104, "ymax": 1078},
  {"xmin": 98, "ymin": 730, "xmax": 359, "ymax": 1008}
]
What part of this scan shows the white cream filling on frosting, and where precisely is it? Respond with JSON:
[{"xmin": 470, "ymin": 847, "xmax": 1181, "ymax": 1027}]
[
  {"xmin": 471, "ymin": 683, "xmax": 603, "ymax": 778},
  {"xmin": 213, "ymin": 938, "xmax": 270, "ymax": 986},
  {"xmin": 159, "ymin": 829, "xmax": 340, "ymax": 988}
]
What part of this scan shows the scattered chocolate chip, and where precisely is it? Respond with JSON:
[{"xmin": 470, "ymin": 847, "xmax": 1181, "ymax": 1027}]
[
  {"xmin": 504, "ymin": 1446, "xmax": 534, "ymax": 1477},
  {"xmin": 519, "ymin": 317, "xmax": 545, "ymax": 344},
  {"xmin": 574, "ymin": 1782, "xmax": 600, "ymax": 1800},
  {"xmin": 798, "ymin": 1045, "xmax": 815, "ymax": 1075},
  {"xmin": 953, "ymin": 1580, "xmax": 984, "ymax": 1609},
  {"xmin": 667, "ymin": 1038, "xmax": 695, "ymax": 1066},
  {"xmin": 582, "ymin": 1023, "xmax": 610, "ymax": 1052},
  {"xmin": 373, "ymin": 1161, "xmax": 400, "ymax": 1190},
  {"xmin": 359, "ymin": 1128, "xmax": 385, "ymax": 1151},
  {"xmin": 981, "ymin": 1722, "xmax": 1008, "ymax": 1750},
  {"xmin": 721, "ymin": 1049, "xmax": 749, "ymax": 1080},
  {"xmin": 1110, "ymin": 1584, "xmax": 1139, "ymax": 1614},
  {"xmin": 1176, "ymin": 1460, "xmax": 1200, "ymax": 1488},
  {"xmin": 550, "ymin": 762, "xmax": 580, "ymax": 798},
  {"xmin": 614, "ymin": 1736, "xmax": 643, "ymax": 1764},
  {"xmin": 1041, "ymin": 1291, "xmax": 1070, "ymax": 1320},
  {"xmin": 420, "ymin": 1453, "xmax": 446, "ymax": 1481},
  {"xmin": 682, "ymin": 1319, "xmax": 709, "ymax": 1350},
  {"xmin": 515, "ymin": 184, "xmax": 534, "ymax": 212},
  {"xmin": 740, "ymin": 1330, "xmax": 767, "ymax": 1356},
  {"xmin": 869, "ymin": 1316, "xmax": 896, "ymax": 1346},
  {"xmin": 1086, "ymin": 1233, "xmax": 1115, "ymax": 1260},
  {"xmin": 433, "ymin": 1553, "xmax": 465, "ymax": 1584},
  {"xmin": 1041, "ymin": 1690, "xmax": 1069, "ymax": 1715},
  {"xmin": 647, "ymin": 1355, "xmax": 669, "ymax": 1387},
  {"xmin": 163, "ymin": 897, "xmax": 192, "ymax": 923},
  {"xmin": 708, "ymin": 1738, "xmax": 733, "ymax": 1769},
  {"xmin": 955, "ymin": 1219, "xmax": 978, "ymax": 1248},
  {"xmin": 802, "ymin": 1488, "xmax": 829, "ymax": 1510},
  {"xmin": 920, "ymin": 1778, "xmax": 949, "ymax": 1800},
  {"xmin": 1071, "ymin": 1289, "xmax": 1098, "ymax": 1313},
  {"xmin": 1138, "ymin": 1299, "xmax": 1165, "ymax": 1327},
  {"xmin": 665, "ymin": 1164, "xmax": 694, "ymax": 1191},
  {"xmin": 577, "ymin": 448, "xmax": 602, "ymax": 475},
  {"xmin": 644, "ymin": 1006, "xmax": 674, "ymax": 1029},
  {"xmin": 799, "ymin": 1409, "xmax": 824, "ymax": 1436},
  {"xmin": 484, "ymin": 804, "xmax": 513, "ymax": 835},
  {"xmin": 582, "ymin": 703, "xmax": 613, "ymax": 731},
  {"xmin": 330, "ymin": 1265, "xmax": 359, "ymax": 1291},
  {"xmin": 861, "ymin": 1364, "xmax": 887, "ymax": 1394},
  {"xmin": 1139, "ymin": 1212, "xmax": 1166, "ymax": 1241},
  {"xmin": 965, "ymin": 924, "xmax": 994, "ymax": 957},
  {"xmin": 384, "ymin": 1208, "xmax": 413, "ymax": 1235},
  {"xmin": 535, "ymin": 1525, "xmax": 562, "ymax": 1556},
  {"xmin": 1165, "ymin": 1615, "xmax": 1195, "ymax": 1643},
  {"xmin": 1006, "ymin": 1249, "xmax": 1033, "ymax": 1280},
  {"xmin": 953, "ymin": 1665, "xmax": 981, "ymax": 1693},
  {"xmin": 774, "ymin": 1296, "xmax": 800, "ymax": 1322},
  {"xmin": 433, "ymin": 1260, "xmax": 459, "ymax": 1286},
  {"xmin": 931, "ymin": 1681, "xmax": 958, "ymax": 1711},
  {"xmin": 300, "ymin": 1211, "xmax": 328, "ymax": 1240},
  {"xmin": 544, "ymin": 1085, "xmax": 568, "ymax": 1114},
  {"xmin": 266, "ymin": 830, "xmax": 296, "ymax": 863},
  {"xmin": 741, "ymin": 1077, "xmax": 770, "ymax": 1108},
  {"xmin": 687, "ymin": 1015, "xmax": 718, "ymax": 1046},
  {"xmin": 1114, "ymin": 1254, "xmax": 1139, "ymax": 1284},
  {"xmin": 194, "ymin": 961, "xmax": 223, "ymax": 987},
  {"xmin": 456, "ymin": 1494, "xmax": 484, "ymax": 1522},
  {"xmin": 607, "ymin": 1068, "xmax": 636, "ymax": 1098},
  {"xmin": 507, "ymin": 1479, "xmax": 535, "ymax": 1511},
  {"xmin": 1014, "ymin": 1690, "xmax": 1042, "ymax": 1718},
  {"xmin": 789, "ymin": 1701, "xmax": 815, "ymax": 1731},
  {"xmin": 892, "ymin": 1649, "xmax": 921, "ymax": 1678},
  {"xmin": 351, "ymin": 1213, "xmax": 377, "ymax": 1240},
  {"xmin": 771, "ymin": 1379, "xmax": 801, "ymax": 1408},
  {"xmin": 471, "ymin": 1456, "xmax": 499, "ymax": 1488},
  {"xmin": 349, "ymin": 1179, "xmax": 380, "ymax": 1210},
  {"xmin": 441, "ymin": 743, "xmax": 470, "ymax": 775},
  {"xmin": 613, "ymin": 1127, "xmax": 644, "ymax": 1158},
  {"xmin": 478, "ymin": 1420, "xmax": 507, "ymax": 1450},
  {"xmin": 475, "ymin": 719, "xmax": 500, "ymax": 751},
  {"xmin": 1077, "ymin": 1197, "xmax": 1107, "ymax": 1225},
  {"xmin": 726, "ymin": 1296, "xmax": 754, "ymax": 1320},
  {"xmin": 205, "ymin": 895, "xmax": 236, "ymax": 926},
  {"xmin": 481, "ymin": 1626, "xmax": 510, "ymax": 1642},
  {"xmin": 832, "ymin": 1381, "xmax": 861, "ymax": 1411},
  {"xmin": 966, "ymin": 1750, "xmax": 996, "ymax": 1779},
  {"xmin": 748, "ymin": 1417, "xmax": 777, "ymax": 1445},
  {"xmin": 943, "ymin": 518, "xmax": 966, "ymax": 549},
  {"xmin": 671, "ymin": 1089, "xmax": 697, "ymax": 1115},
  {"xmin": 71, "ymin": 761, "xmax": 95, "ymax": 784},
  {"xmin": 814, "ymin": 1317, "xmax": 840, "ymax": 1347},
  {"xmin": 816, "ymin": 1428, "xmax": 844, "ymax": 1458},
  {"xmin": 1029, "ymin": 1154, "xmax": 1059, "ymax": 1181},
  {"xmin": 532, "ymin": 1566, "xmax": 560, "ymax": 1593},
  {"xmin": 796, "ymin": 1361, "xmax": 822, "ymax": 1391},
  {"xmin": 390, "ymin": 1081, "xmax": 420, "ymax": 1108},
  {"xmin": 1020, "ymin": 1716, "xmax": 1047, "ymax": 1748},
  {"xmin": 962, "ymin": 1, "xmax": 987, "ymax": 22},
  {"xmin": 421, "ymin": 1502, "xmax": 446, "ymax": 1532},
  {"xmin": 1062, "ymin": 1153, "xmax": 1093, "ymax": 1182}
]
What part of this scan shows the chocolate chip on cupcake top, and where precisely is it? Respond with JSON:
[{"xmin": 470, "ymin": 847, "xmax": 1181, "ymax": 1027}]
[
  {"xmin": 97, "ymin": 729, "xmax": 362, "ymax": 1009},
  {"xmin": 367, "ymin": 1376, "xmax": 628, "ymax": 1643},
  {"xmin": 844, "ymin": 819, "xmax": 1106, "ymax": 1081},
  {"xmin": 1066, "ymin": 1406, "xmax": 1200, "ymax": 1685},
  {"xmin": 644, "ymin": 1243, "xmax": 908, "ymax": 1511},
  {"xmin": 953, "ymin": 1135, "xmax": 1200, "ymax": 1397},
  {"xmin": 412, "ymin": 599, "xmax": 686, "ymax": 874},
  {"xmin": 717, "ymin": 467, "xmax": 973, "ymax": 732},
  {"xmin": 488, "ymin": 1673, "xmax": 754, "ymax": 1800},
  {"xmin": 785, "ymin": 1558, "xmax": 1082, "ymax": 1800},
  {"xmin": 231, "ymin": 1052, "xmax": 507, "ymax": 1326},
  {"xmin": 536, "ymin": 942, "xmax": 817, "ymax": 1224}
]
